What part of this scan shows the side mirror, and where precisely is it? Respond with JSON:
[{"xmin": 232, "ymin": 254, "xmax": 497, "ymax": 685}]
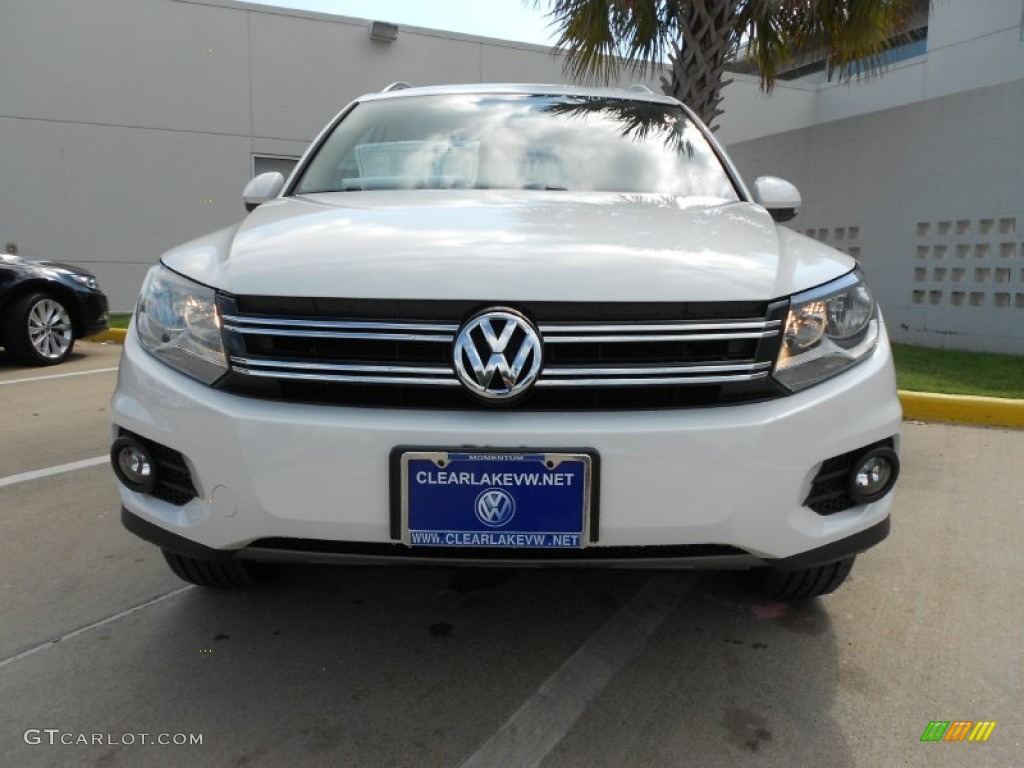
[
  {"xmin": 242, "ymin": 172, "xmax": 285, "ymax": 212},
  {"xmin": 752, "ymin": 176, "xmax": 801, "ymax": 222}
]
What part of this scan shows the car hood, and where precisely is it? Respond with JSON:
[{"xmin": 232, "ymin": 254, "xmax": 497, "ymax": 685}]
[
  {"xmin": 0, "ymin": 254, "xmax": 96, "ymax": 277},
  {"xmin": 162, "ymin": 191, "xmax": 854, "ymax": 302}
]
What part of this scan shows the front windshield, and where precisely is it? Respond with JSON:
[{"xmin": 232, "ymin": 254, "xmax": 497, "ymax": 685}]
[{"xmin": 293, "ymin": 94, "xmax": 739, "ymax": 199}]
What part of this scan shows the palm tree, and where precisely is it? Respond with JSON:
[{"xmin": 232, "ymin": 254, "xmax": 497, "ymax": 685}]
[{"xmin": 539, "ymin": 0, "xmax": 928, "ymax": 129}]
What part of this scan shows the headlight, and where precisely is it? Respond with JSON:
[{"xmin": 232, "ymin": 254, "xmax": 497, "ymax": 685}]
[
  {"xmin": 773, "ymin": 270, "xmax": 879, "ymax": 392},
  {"xmin": 135, "ymin": 264, "xmax": 227, "ymax": 384},
  {"xmin": 68, "ymin": 273, "xmax": 99, "ymax": 290}
]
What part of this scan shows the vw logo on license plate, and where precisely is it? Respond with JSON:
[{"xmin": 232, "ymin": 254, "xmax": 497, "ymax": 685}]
[{"xmin": 474, "ymin": 488, "xmax": 516, "ymax": 527}]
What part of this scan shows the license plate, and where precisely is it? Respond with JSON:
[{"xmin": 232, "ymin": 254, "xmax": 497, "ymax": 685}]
[{"xmin": 398, "ymin": 450, "xmax": 594, "ymax": 549}]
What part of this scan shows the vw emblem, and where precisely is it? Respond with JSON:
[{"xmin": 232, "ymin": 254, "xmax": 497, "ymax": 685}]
[
  {"xmin": 475, "ymin": 488, "xmax": 516, "ymax": 528},
  {"xmin": 453, "ymin": 308, "xmax": 542, "ymax": 401}
]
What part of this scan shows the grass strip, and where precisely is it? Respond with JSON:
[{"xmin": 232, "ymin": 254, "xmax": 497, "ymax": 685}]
[{"xmin": 892, "ymin": 343, "xmax": 1024, "ymax": 399}]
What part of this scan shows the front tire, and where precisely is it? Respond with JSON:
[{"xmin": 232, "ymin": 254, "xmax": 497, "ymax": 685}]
[
  {"xmin": 162, "ymin": 549, "xmax": 263, "ymax": 589},
  {"xmin": 739, "ymin": 556, "xmax": 855, "ymax": 600},
  {"xmin": 4, "ymin": 292, "xmax": 76, "ymax": 365}
]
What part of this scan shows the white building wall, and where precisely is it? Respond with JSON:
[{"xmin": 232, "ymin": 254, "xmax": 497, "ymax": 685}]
[
  {"xmin": 716, "ymin": 0, "xmax": 1024, "ymax": 146},
  {"xmin": 719, "ymin": 0, "xmax": 1024, "ymax": 353},
  {"xmin": 727, "ymin": 77, "xmax": 1024, "ymax": 354},
  {"xmin": 0, "ymin": 0, "xmax": 660, "ymax": 309}
]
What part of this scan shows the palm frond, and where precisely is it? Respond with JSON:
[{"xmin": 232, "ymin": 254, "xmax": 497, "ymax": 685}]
[
  {"xmin": 741, "ymin": 0, "xmax": 923, "ymax": 89},
  {"xmin": 536, "ymin": 0, "xmax": 929, "ymax": 128},
  {"xmin": 537, "ymin": 0, "xmax": 681, "ymax": 83}
]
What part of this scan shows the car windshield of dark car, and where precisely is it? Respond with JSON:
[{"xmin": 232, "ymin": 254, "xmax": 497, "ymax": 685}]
[{"xmin": 293, "ymin": 94, "xmax": 739, "ymax": 199}]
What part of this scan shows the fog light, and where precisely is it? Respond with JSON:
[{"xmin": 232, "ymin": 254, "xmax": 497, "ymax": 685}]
[
  {"xmin": 110, "ymin": 436, "xmax": 158, "ymax": 494},
  {"xmin": 848, "ymin": 446, "xmax": 899, "ymax": 505}
]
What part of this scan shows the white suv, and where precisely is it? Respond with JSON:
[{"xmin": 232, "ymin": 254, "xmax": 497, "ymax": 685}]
[{"xmin": 111, "ymin": 84, "xmax": 902, "ymax": 598}]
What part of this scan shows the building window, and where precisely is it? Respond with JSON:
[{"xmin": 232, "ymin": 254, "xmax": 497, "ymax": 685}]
[{"xmin": 252, "ymin": 154, "xmax": 300, "ymax": 179}]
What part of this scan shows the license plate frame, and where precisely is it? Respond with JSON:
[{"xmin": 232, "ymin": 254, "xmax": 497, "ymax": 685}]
[{"xmin": 391, "ymin": 448, "xmax": 598, "ymax": 549}]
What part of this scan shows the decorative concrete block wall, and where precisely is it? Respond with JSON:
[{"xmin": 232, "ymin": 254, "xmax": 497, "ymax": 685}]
[{"xmin": 911, "ymin": 217, "xmax": 1020, "ymax": 312}]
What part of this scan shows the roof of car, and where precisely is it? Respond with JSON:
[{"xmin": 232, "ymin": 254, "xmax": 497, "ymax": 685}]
[{"xmin": 359, "ymin": 82, "xmax": 680, "ymax": 106}]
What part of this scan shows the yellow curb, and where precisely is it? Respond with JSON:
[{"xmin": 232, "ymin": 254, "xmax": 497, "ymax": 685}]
[
  {"xmin": 84, "ymin": 328, "xmax": 127, "ymax": 343},
  {"xmin": 899, "ymin": 390, "xmax": 1024, "ymax": 429}
]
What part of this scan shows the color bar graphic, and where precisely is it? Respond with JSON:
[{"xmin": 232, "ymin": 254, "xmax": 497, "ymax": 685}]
[
  {"xmin": 920, "ymin": 720, "xmax": 996, "ymax": 743},
  {"xmin": 968, "ymin": 722, "xmax": 997, "ymax": 742}
]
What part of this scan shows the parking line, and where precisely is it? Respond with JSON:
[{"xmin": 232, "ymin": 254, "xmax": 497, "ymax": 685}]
[
  {"xmin": 0, "ymin": 587, "xmax": 194, "ymax": 670},
  {"xmin": 0, "ymin": 456, "xmax": 108, "ymax": 489},
  {"xmin": 0, "ymin": 367, "xmax": 119, "ymax": 386},
  {"xmin": 459, "ymin": 572, "xmax": 696, "ymax": 768}
]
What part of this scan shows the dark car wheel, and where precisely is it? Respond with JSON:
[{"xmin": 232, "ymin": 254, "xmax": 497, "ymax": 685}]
[
  {"xmin": 738, "ymin": 556, "xmax": 855, "ymax": 600},
  {"xmin": 162, "ymin": 549, "xmax": 266, "ymax": 589},
  {"xmin": 4, "ymin": 292, "xmax": 76, "ymax": 365}
]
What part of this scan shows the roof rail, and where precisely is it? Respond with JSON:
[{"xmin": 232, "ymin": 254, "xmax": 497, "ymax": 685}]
[
  {"xmin": 628, "ymin": 84, "xmax": 654, "ymax": 94},
  {"xmin": 381, "ymin": 82, "xmax": 413, "ymax": 93}
]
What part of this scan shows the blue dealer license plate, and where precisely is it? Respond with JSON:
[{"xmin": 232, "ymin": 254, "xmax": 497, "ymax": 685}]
[{"xmin": 400, "ymin": 451, "xmax": 593, "ymax": 549}]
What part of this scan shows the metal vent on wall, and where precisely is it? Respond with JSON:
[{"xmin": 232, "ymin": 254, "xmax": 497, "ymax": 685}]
[{"xmin": 369, "ymin": 21, "xmax": 399, "ymax": 42}]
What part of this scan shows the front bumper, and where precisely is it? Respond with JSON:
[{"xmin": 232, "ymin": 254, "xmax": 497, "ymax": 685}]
[
  {"xmin": 112, "ymin": 327, "xmax": 902, "ymax": 566},
  {"xmin": 76, "ymin": 290, "xmax": 109, "ymax": 338}
]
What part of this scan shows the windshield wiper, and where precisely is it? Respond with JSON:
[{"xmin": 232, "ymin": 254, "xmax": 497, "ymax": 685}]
[{"xmin": 522, "ymin": 183, "xmax": 569, "ymax": 191}]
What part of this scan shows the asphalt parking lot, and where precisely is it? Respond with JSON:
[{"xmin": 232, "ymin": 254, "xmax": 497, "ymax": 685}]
[{"xmin": 1, "ymin": 340, "xmax": 1021, "ymax": 768}]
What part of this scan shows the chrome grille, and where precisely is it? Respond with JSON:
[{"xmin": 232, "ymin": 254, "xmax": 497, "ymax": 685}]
[
  {"xmin": 217, "ymin": 297, "xmax": 787, "ymax": 409},
  {"xmin": 222, "ymin": 316, "xmax": 460, "ymax": 386},
  {"xmin": 536, "ymin": 320, "xmax": 777, "ymax": 388},
  {"xmin": 221, "ymin": 316, "xmax": 457, "ymax": 341}
]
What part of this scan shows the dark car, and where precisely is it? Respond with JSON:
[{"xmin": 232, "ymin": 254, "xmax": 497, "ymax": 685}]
[{"xmin": 0, "ymin": 254, "xmax": 109, "ymax": 365}]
